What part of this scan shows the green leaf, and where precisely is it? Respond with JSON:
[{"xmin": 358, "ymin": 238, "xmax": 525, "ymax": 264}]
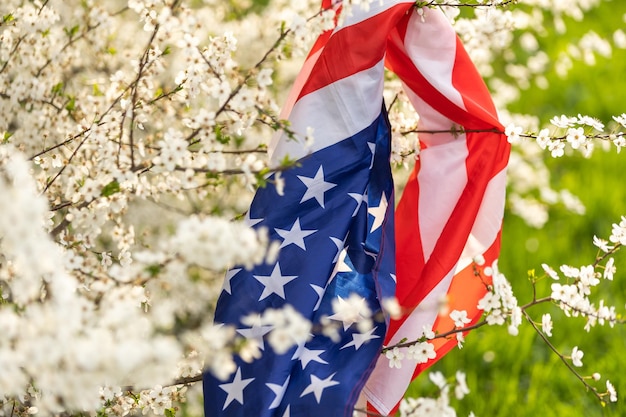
[
  {"xmin": 279, "ymin": 154, "xmax": 298, "ymax": 169},
  {"xmin": 255, "ymin": 172, "xmax": 268, "ymax": 189},
  {"xmin": 145, "ymin": 264, "xmax": 161, "ymax": 277},
  {"xmin": 3, "ymin": 14, "xmax": 14, "ymax": 23},
  {"xmin": 100, "ymin": 180, "xmax": 120, "ymax": 197},
  {"xmin": 65, "ymin": 96, "xmax": 76, "ymax": 111},
  {"xmin": 64, "ymin": 25, "xmax": 80, "ymax": 38},
  {"xmin": 51, "ymin": 82, "xmax": 64, "ymax": 95},
  {"xmin": 164, "ymin": 408, "xmax": 176, "ymax": 417},
  {"xmin": 215, "ymin": 126, "xmax": 230, "ymax": 145},
  {"xmin": 92, "ymin": 83, "xmax": 103, "ymax": 97},
  {"xmin": 2, "ymin": 131, "xmax": 13, "ymax": 143}
]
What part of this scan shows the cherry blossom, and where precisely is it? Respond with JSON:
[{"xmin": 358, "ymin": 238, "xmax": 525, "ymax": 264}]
[{"xmin": 0, "ymin": 0, "xmax": 624, "ymax": 415}]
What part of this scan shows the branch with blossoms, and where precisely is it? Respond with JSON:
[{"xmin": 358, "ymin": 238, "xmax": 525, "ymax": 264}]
[
  {"xmin": 394, "ymin": 113, "xmax": 626, "ymax": 231},
  {"xmin": 0, "ymin": 1, "xmax": 343, "ymax": 414},
  {"xmin": 8, "ymin": 0, "xmax": 328, "ymax": 224},
  {"xmin": 401, "ymin": 113, "xmax": 626, "ymax": 158},
  {"xmin": 353, "ymin": 370, "xmax": 472, "ymax": 417},
  {"xmin": 380, "ymin": 218, "xmax": 625, "ymax": 407},
  {"xmin": 415, "ymin": 0, "xmax": 518, "ymax": 8},
  {"xmin": 1, "ymin": 0, "xmax": 625, "ymax": 416}
]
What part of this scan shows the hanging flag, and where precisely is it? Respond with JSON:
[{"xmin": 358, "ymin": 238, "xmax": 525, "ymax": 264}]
[
  {"xmin": 361, "ymin": 5, "xmax": 510, "ymax": 416},
  {"xmin": 203, "ymin": 1, "xmax": 510, "ymax": 417}
]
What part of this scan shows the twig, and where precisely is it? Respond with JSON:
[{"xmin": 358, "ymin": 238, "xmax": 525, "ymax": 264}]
[
  {"xmin": 522, "ymin": 309, "xmax": 604, "ymax": 402},
  {"xmin": 417, "ymin": 0, "xmax": 518, "ymax": 8}
]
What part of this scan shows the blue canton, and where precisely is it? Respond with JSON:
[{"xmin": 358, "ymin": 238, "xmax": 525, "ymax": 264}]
[{"xmin": 203, "ymin": 108, "xmax": 396, "ymax": 417}]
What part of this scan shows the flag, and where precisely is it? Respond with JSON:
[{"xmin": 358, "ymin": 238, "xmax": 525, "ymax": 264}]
[{"xmin": 203, "ymin": 2, "xmax": 510, "ymax": 417}]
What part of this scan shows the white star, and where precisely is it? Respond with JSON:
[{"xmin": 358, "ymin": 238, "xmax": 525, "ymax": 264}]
[
  {"xmin": 237, "ymin": 315, "xmax": 273, "ymax": 351},
  {"xmin": 348, "ymin": 192, "xmax": 364, "ymax": 217},
  {"xmin": 341, "ymin": 326, "xmax": 380, "ymax": 351},
  {"xmin": 297, "ymin": 166, "xmax": 336, "ymax": 208},
  {"xmin": 328, "ymin": 295, "xmax": 368, "ymax": 331},
  {"xmin": 368, "ymin": 192, "xmax": 388, "ymax": 232},
  {"xmin": 390, "ymin": 273, "xmax": 397, "ymax": 283},
  {"xmin": 329, "ymin": 248, "xmax": 352, "ymax": 282},
  {"xmin": 330, "ymin": 237, "xmax": 344, "ymax": 263},
  {"xmin": 296, "ymin": 346, "xmax": 328, "ymax": 369},
  {"xmin": 266, "ymin": 376, "xmax": 290, "ymax": 409},
  {"xmin": 275, "ymin": 218, "xmax": 317, "ymax": 250},
  {"xmin": 282, "ymin": 405, "xmax": 290, "ymax": 417},
  {"xmin": 219, "ymin": 367, "xmax": 255, "ymax": 410},
  {"xmin": 310, "ymin": 284, "xmax": 325, "ymax": 311},
  {"xmin": 222, "ymin": 268, "xmax": 241, "ymax": 295},
  {"xmin": 368, "ymin": 142, "xmax": 376, "ymax": 168},
  {"xmin": 253, "ymin": 263, "xmax": 297, "ymax": 301},
  {"xmin": 244, "ymin": 210, "xmax": 263, "ymax": 227},
  {"xmin": 300, "ymin": 373, "xmax": 340, "ymax": 403}
]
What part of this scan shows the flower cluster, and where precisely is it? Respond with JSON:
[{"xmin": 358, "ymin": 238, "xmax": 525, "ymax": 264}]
[
  {"xmin": 398, "ymin": 370, "xmax": 471, "ymax": 417},
  {"xmin": 0, "ymin": 0, "xmax": 625, "ymax": 416},
  {"xmin": 0, "ymin": 0, "xmax": 333, "ymax": 414},
  {"xmin": 0, "ymin": 147, "xmax": 182, "ymax": 414},
  {"xmin": 547, "ymin": 246, "xmax": 620, "ymax": 332},
  {"xmin": 477, "ymin": 262, "xmax": 522, "ymax": 335}
]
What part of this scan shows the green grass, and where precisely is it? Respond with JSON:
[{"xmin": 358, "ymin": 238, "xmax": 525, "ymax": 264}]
[
  {"xmin": 414, "ymin": 2, "xmax": 626, "ymax": 416},
  {"xmin": 427, "ymin": 151, "xmax": 626, "ymax": 417}
]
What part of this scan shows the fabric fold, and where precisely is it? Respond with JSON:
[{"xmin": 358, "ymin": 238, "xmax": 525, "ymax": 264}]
[{"xmin": 204, "ymin": 2, "xmax": 510, "ymax": 416}]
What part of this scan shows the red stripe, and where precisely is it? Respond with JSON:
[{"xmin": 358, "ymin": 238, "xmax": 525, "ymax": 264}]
[
  {"xmin": 385, "ymin": 14, "xmax": 502, "ymax": 131},
  {"xmin": 390, "ymin": 136, "xmax": 507, "ymax": 331},
  {"xmin": 451, "ymin": 37, "xmax": 501, "ymax": 126},
  {"xmin": 307, "ymin": 30, "xmax": 333, "ymax": 60},
  {"xmin": 384, "ymin": 13, "xmax": 509, "ymax": 310},
  {"xmin": 412, "ymin": 232, "xmax": 501, "ymax": 374},
  {"xmin": 382, "ymin": 235, "xmax": 502, "ymax": 415},
  {"xmin": 386, "ymin": 163, "xmax": 424, "ymax": 344},
  {"xmin": 298, "ymin": 3, "xmax": 411, "ymax": 100}
]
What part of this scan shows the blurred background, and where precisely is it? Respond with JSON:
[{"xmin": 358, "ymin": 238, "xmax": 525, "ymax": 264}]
[{"xmin": 410, "ymin": 2, "xmax": 626, "ymax": 416}]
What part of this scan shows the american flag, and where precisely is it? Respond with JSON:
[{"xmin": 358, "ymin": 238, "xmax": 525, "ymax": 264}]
[{"xmin": 203, "ymin": 2, "xmax": 510, "ymax": 416}]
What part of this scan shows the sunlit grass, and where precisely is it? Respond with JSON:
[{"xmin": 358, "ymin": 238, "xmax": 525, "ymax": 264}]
[{"xmin": 411, "ymin": 1, "xmax": 626, "ymax": 414}]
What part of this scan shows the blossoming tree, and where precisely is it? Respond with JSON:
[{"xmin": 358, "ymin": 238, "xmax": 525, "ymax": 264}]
[{"xmin": 0, "ymin": 0, "xmax": 624, "ymax": 416}]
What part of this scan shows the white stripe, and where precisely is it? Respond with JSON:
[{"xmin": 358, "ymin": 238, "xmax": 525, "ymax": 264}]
[
  {"xmin": 402, "ymin": 85, "xmax": 459, "ymax": 143},
  {"xmin": 279, "ymin": 48, "xmax": 324, "ymax": 121},
  {"xmin": 279, "ymin": 0, "xmax": 412, "ymax": 121},
  {"xmin": 364, "ymin": 171, "xmax": 507, "ymax": 413},
  {"xmin": 417, "ymin": 138, "xmax": 469, "ymax": 261},
  {"xmin": 403, "ymin": 8, "xmax": 466, "ymax": 110},
  {"xmin": 362, "ymin": 268, "xmax": 455, "ymax": 415},
  {"xmin": 456, "ymin": 167, "xmax": 508, "ymax": 272},
  {"xmin": 334, "ymin": 0, "xmax": 413, "ymax": 32},
  {"xmin": 402, "ymin": 84, "xmax": 470, "ymax": 262},
  {"xmin": 269, "ymin": 61, "xmax": 385, "ymax": 164}
]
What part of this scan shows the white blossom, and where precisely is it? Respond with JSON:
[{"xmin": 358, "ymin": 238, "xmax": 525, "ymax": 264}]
[
  {"xmin": 542, "ymin": 313, "xmax": 553, "ymax": 337},
  {"xmin": 571, "ymin": 346, "xmax": 584, "ymax": 367},
  {"xmin": 386, "ymin": 347, "xmax": 404, "ymax": 369},
  {"xmin": 407, "ymin": 342, "xmax": 436, "ymax": 364},
  {"xmin": 0, "ymin": 1, "xmax": 625, "ymax": 415}
]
